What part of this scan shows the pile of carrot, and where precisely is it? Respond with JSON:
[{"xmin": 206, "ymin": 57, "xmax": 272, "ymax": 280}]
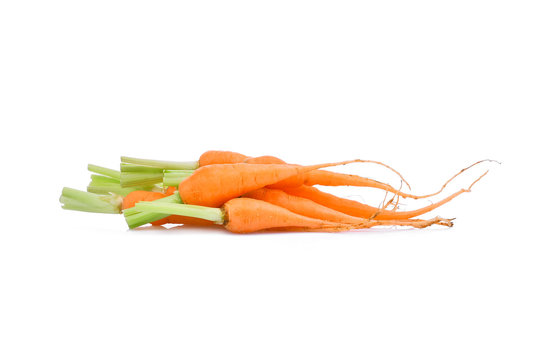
[{"xmin": 59, "ymin": 151, "xmax": 493, "ymax": 234}]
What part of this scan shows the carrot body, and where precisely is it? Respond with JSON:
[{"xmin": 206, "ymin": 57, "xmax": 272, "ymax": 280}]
[
  {"xmin": 223, "ymin": 198, "xmax": 356, "ymax": 233},
  {"xmin": 244, "ymin": 155, "xmax": 286, "ymax": 165},
  {"xmin": 178, "ymin": 161, "xmax": 365, "ymax": 207},
  {"xmin": 122, "ymin": 191, "xmax": 165, "ymax": 211},
  {"xmin": 197, "ymin": 152, "xmax": 417, "ymax": 199},
  {"xmin": 243, "ymin": 188, "xmax": 367, "ymax": 224}
]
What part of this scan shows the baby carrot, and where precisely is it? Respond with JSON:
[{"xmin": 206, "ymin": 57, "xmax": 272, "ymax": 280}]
[{"xmin": 132, "ymin": 197, "xmax": 452, "ymax": 233}]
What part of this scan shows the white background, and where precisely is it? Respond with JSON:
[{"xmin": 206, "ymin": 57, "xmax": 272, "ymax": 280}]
[{"xmin": 1, "ymin": 1, "xmax": 538, "ymax": 359}]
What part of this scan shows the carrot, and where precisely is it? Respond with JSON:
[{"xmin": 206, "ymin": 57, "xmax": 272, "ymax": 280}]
[
  {"xmin": 245, "ymin": 155, "xmax": 493, "ymax": 200},
  {"xmin": 121, "ymin": 152, "xmax": 419, "ymax": 198},
  {"xmin": 123, "ymin": 151, "xmax": 487, "ymax": 203},
  {"xmin": 124, "ymin": 152, "xmax": 488, "ymax": 215},
  {"xmin": 177, "ymin": 159, "xmax": 380, "ymax": 207},
  {"xmin": 123, "ymin": 151, "xmax": 456, "ymax": 201},
  {"xmin": 133, "ymin": 197, "xmax": 453, "ymax": 233},
  {"xmin": 243, "ymin": 188, "xmax": 375, "ymax": 223},
  {"xmin": 243, "ymin": 155, "xmax": 417, "ymax": 193},
  {"xmin": 243, "ymin": 187, "xmax": 376, "ymax": 224}
]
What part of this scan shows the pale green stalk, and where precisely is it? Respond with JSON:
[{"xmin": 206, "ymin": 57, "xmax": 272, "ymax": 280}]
[
  {"xmin": 88, "ymin": 164, "xmax": 121, "ymax": 180},
  {"xmin": 163, "ymin": 170, "xmax": 193, "ymax": 186},
  {"xmin": 134, "ymin": 202, "xmax": 224, "ymax": 225},
  {"xmin": 123, "ymin": 192, "xmax": 184, "ymax": 229},
  {"xmin": 121, "ymin": 156, "xmax": 199, "ymax": 170},
  {"xmin": 60, "ymin": 187, "xmax": 122, "ymax": 214}
]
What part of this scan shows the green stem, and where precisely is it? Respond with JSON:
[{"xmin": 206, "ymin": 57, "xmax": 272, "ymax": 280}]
[
  {"xmin": 163, "ymin": 175, "xmax": 190, "ymax": 187},
  {"xmin": 88, "ymin": 164, "xmax": 121, "ymax": 180},
  {"xmin": 120, "ymin": 173, "xmax": 164, "ymax": 187},
  {"xmin": 87, "ymin": 183, "xmax": 156, "ymax": 197},
  {"xmin": 120, "ymin": 163, "xmax": 164, "ymax": 173},
  {"xmin": 163, "ymin": 171, "xmax": 193, "ymax": 186},
  {"xmin": 60, "ymin": 187, "xmax": 122, "ymax": 214},
  {"xmin": 90, "ymin": 174, "xmax": 120, "ymax": 185},
  {"xmin": 123, "ymin": 192, "xmax": 183, "ymax": 229},
  {"xmin": 134, "ymin": 201, "xmax": 224, "ymax": 225},
  {"xmin": 121, "ymin": 156, "xmax": 199, "ymax": 170}
]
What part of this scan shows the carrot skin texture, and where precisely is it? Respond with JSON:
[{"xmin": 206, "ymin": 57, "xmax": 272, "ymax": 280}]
[
  {"xmin": 178, "ymin": 163, "xmax": 316, "ymax": 207},
  {"xmin": 222, "ymin": 198, "xmax": 352, "ymax": 233},
  {"xmin": 243, "ymin": 188, "xmax": 367, "ymax": 224},
  {"xmin": 245, "ymin": 156, "xmax": 415, "ymax": 196},
  {"xmin": 223, "ymin": 198, "xmax": 452, "ymax": 233},
  {"xmin": 244, "ymin": 156, "xmax": 287, "ymax": 165},
  {"xmin": 199, "ymin": 151, "xmax": 250, "ymax": 167},
  {"xmin": 122, "ymin": 191, "xmax": 165, "ymax": 211},
  {"xmin": 243, "ymin": 188, "xmax": 453, "ymax": 228},
  {"xmin": 244, "ymin": 156, "xmax": 307, "ymax": 188},
  {"xmin": 304, "ymin": 170, "xmax": 405, "ymax": 194}
]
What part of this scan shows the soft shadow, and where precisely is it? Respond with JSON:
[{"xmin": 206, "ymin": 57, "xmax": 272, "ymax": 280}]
[
  {"xmin": 126, "ymin": 223, "xmax": 229, "ymax": 235},
  {"xmin": 126, "ymin": 223, "xmax": 454, "ymax": 237}
]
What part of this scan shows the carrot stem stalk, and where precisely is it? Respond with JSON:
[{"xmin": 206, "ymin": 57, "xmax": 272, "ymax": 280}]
[
  {"xmin": 87, "ymin": 183, "xmax": 155, "ymax": 197},
  {"xmin": 87, "ymin": 172, "xmax": 156, "ymax": 196},
  {"xmin": 88, "ymin": 164, "xmax": 121, "ymax": 180},
  {"xmin": 133, "ymin": 201, "xmax": 224, "ymax": 225},
  {"xmin": 120, "ymin": 173, "xmax": 164, "ymax": 187},
  {"xmin": 60, "ymin": 187, "xmax": 123, "ymax": 214},
  {"xmin": 123, "ymin": 192, "xmax": 186, "ymax": 229},
  {"xmin": 120, "ymin": 163, "xmax": 164, "ymax": 173},
  {"xmin": 121, "ymin": 156, "xmax": 199, "ymax": 170},
  {"xmin": 90, "ymin": 174, "xmax": 120, "ymax": 184},
  {"xmin": 163, "ymin": 171, "xmax": 192, "ymax": 186}
]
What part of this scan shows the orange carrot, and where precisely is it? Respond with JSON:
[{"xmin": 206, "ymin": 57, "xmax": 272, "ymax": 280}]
[
  {"xmin": 122, "ymin": 190, "xmax": 165, "ymax": 211},
  {"xmin": 243, "ymin": 187, "xmax": 456, "ymax": 227},
  {"xmin": 178, "ymin": 159, "xmax": 375, "ymax": 207},
  {"xmin": 134, "ymin": 197, "xmax": 453, "ymax": 233},
  {"xmin": 244, "ymin": 155, "xmax": 286, "ymax": 165},
  {"xmin": 123, "ymin": 151, "xmax": 422, "ymax": 198},
  {"xmin": 244, "ymin": 155, "xmax": 489, "ymax": 201},
  {"xmin": 243, "ymin": 187, "xmax": 374, "ymax": 224},
  {"xmin": 125, "ymin": 151, "xmax": 488, "ymax": 202}
]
